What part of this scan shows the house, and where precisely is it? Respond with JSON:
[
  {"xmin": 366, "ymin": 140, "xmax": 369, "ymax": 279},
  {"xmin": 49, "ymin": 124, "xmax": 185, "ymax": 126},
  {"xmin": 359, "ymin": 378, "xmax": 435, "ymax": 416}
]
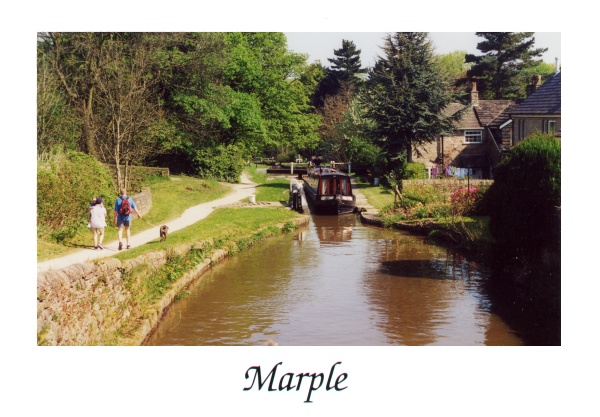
[
  {"xmin": 412, "ymin": 81, "xmax": 516, "ymax": 179},
  {"xmin": 511, "ymin": 70, "xmax": 561, "ymax": 143}
]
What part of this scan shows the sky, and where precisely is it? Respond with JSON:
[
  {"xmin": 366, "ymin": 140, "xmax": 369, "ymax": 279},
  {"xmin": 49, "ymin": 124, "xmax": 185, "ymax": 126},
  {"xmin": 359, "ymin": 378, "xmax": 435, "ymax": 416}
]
[{"xmin": 284, "ymin": 32, "xmax": 561, "ymax": 68}]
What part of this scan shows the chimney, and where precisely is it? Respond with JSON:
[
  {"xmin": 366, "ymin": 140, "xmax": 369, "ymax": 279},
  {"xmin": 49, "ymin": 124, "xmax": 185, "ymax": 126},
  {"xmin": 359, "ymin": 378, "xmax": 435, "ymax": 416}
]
[
  {"xmin": 470, "ymin": 81, "xmax": 479, "ymax": 106},
  {"xmin": 526, "ymin": 74, "xmax": 542, "ymax": 97},
  {"xmin": 555, "ymin": 57, "xmax": 560, "ymax": 74}
]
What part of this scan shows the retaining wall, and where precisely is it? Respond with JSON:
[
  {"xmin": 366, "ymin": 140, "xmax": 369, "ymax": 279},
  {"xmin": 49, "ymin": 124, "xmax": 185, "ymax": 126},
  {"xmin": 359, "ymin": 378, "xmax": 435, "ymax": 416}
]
[{"xmin": 132, "ymin": 187, "xmax": 152, "ymax": 216}]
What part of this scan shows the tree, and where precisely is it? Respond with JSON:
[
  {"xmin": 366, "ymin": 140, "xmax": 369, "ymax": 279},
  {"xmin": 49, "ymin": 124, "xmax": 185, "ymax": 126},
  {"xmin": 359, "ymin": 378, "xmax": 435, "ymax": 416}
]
[
  {"xmin": 362, "ymin": 32, "xmax": 460, "ymax": 166},
  {"xmin": 436, "ymin": 50, "xmax": 470, "ymax": 79},
  {"xmin": 465, "ymin": 32, "xmax": 548, "ymax": 99},
  {"xmin": 39, "ymin": 33, "xmax": 130, "ymax": 156},
  {"xmin": 223, "ymin": 32, "xmax": 321, "ymax": 160},
  {"xmin": 328, "ymin": 39, "xmax": 368, "ymax": 86},
  {"xmin": 94, "ymin": 35, "xmax": 164, "ymax": 188},
  {"xmin": 37, "ymin": 42, "xmax": 81, "ymax": 154},
  {"xmin": 313, "ymin": 39, "xmax": 367, "ymax": 108},
  {"xmin": 317, "ymin": 83, "xmax": 355, "ymax": 161}
]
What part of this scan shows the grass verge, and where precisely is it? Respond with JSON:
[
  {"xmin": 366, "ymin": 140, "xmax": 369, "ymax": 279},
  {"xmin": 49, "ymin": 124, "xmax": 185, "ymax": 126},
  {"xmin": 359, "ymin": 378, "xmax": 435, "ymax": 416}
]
[
  {"xmin": 246, "ymin": 164, "xmax": 291, "ymax": 203},
  {"xmin": 37, "ymin": 175, "xmax": 231, "ymax": 261}
]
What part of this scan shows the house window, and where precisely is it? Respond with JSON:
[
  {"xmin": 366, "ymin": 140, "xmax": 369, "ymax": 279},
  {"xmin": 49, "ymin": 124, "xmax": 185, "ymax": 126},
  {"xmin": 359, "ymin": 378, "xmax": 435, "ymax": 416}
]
[
  {"xmin": 464, "ymin": 129, "xmax": 483, "ymax": 143},
  {"xmin": 544, "ymin": 119, "xmax": 557, "ymax": 134}
]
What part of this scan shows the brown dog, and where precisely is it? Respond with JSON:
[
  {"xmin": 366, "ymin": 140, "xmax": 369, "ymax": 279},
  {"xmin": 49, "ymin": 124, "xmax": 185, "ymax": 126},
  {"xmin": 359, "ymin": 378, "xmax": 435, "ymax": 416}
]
[{"xmin": 160, "ymin": 225, "xmax": 169, "ymax": 241}]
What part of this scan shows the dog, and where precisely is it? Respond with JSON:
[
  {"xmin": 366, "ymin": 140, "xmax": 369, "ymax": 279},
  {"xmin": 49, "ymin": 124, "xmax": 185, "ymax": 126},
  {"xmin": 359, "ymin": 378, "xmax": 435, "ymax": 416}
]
[{"xmin": 160, "ymin": 225, "xmax": 169, "ymax": 241}]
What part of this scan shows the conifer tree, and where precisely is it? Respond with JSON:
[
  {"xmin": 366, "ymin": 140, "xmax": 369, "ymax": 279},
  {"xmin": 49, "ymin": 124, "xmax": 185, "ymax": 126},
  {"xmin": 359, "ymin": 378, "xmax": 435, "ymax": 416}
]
[
  {"xmin": 328, "ymin": 39, "xmax": 368, "ymax": 85},
  {"xmin": 362, "ymin": 32, "xmax": 459, "ymax": 165},
  {"xmin": 465, "ymin": 32, "xmax": 548, "ymax": 99},
  {"xmin": 313, "ymin": 39, "xmax": 367, "ymax": 108}
]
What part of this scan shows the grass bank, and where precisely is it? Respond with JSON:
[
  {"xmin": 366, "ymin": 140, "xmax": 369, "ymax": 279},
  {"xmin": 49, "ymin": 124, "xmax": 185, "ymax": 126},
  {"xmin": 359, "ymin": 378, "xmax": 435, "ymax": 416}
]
[
  {"xmin": 246, "ymin": 164, "xmax": 291, "ymax": 203},
  {"xmin": 37, "ymin": 175, "xmax": 230, "ymax": 261}
]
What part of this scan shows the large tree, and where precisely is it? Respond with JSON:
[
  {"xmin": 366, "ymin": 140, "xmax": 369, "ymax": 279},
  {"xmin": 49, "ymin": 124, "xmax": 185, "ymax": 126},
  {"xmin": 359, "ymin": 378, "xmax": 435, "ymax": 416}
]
[
  {"xmin": 328, "ymin": 39, "xmax": 368, "ymax": 86},
  {"xmin": 223, "ymin": 32, "xmax": 321, "ymax": 159},
  {"xmin": 465, "ymin": 32, "xmax": 548, "ymax": 99},
  {"xmin": 313, "ymin": 39, "xmax": 367, "ymax": 108},
  {"xmin": 362, "ymin": 32, "xmax": 460, "ymax": 166}
]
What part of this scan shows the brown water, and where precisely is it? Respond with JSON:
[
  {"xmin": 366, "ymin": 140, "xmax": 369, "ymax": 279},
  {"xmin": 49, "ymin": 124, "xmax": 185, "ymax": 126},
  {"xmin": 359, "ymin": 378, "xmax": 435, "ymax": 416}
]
[{"xmin": 145, "ymin": 214, "xmax": 523, "ymax": 346}]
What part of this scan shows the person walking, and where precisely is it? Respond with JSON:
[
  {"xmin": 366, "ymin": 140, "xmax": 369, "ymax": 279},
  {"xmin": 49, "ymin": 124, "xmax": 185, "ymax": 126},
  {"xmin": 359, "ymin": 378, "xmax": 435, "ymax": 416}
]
[
  {"xmin": 89, "ymin": 197, "xmax": 107, "ymax": 249},
  {"xmin": 114, "ymin": 188, "xmax": 142, "ymax": 250}
]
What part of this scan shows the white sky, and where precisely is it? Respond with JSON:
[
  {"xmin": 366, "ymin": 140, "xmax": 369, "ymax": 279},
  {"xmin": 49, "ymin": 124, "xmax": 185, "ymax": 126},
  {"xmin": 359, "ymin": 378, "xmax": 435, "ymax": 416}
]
[{"xmin": 284, "ymin": 32, "xmax": 561, "ymax": 68}]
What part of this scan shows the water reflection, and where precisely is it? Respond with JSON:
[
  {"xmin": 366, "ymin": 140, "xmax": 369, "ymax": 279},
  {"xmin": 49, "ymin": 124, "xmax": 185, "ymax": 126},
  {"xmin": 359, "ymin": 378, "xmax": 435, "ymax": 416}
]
[
  {"xmin": 145, "ymin": 215, "xmax": 523, "ymax": 346},
  {"xmin": 311, "ymin": 214, "xmax": 355, "ymax": 243}
]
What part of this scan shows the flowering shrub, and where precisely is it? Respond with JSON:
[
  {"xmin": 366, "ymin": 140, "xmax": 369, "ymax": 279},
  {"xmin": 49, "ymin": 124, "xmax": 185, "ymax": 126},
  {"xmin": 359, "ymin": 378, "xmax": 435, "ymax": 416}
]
[{"xmin": 450, "ymin": 187, "xmax": 480, "ymax": 216}]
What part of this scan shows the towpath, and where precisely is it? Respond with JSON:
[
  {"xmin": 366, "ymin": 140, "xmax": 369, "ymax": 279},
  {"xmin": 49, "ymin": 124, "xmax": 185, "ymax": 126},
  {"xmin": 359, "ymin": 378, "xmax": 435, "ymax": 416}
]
[{"xmin": 37, "ymin": 174, "xmax": 257, "ymax": 273}]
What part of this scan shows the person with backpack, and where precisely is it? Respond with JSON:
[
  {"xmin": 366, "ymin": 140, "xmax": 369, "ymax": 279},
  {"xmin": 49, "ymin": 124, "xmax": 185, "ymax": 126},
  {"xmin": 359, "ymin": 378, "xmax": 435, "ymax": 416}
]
[
  {"xmin": 89, "ymin": 197, "xmax": 107, "ymax": 250},
  {"xmin": 113, "ymin": 188, "xmax": 142, "ymax": 250}
]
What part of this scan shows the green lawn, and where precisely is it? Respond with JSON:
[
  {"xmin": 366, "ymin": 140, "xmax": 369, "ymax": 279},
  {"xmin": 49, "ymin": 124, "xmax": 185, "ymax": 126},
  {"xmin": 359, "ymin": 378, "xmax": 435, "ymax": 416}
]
[{"xmin": 246, "ymin": 164, "xmax": 291, "ymax": 203}]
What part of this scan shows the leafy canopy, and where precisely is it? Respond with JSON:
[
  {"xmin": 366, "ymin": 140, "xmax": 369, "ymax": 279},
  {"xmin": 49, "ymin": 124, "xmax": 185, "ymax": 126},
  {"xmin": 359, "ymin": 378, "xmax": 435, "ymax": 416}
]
[{"xmin": 465, "ymin": 32, "xmax": 548, "ymax": 99}]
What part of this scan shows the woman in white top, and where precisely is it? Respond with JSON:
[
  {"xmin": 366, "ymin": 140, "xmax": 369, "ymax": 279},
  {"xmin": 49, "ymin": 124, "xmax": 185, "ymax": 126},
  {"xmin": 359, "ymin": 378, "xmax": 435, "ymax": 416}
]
[{"xmin": 89, "ymin": 197, "xmax": 107, "ymax": 249}]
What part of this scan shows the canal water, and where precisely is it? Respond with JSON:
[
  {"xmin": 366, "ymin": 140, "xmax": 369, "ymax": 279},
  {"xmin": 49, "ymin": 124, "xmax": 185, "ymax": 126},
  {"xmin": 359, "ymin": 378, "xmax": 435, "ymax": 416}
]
[{"xmin": 145, "ymin": 214, "xmax": 524, "ymax": 346}]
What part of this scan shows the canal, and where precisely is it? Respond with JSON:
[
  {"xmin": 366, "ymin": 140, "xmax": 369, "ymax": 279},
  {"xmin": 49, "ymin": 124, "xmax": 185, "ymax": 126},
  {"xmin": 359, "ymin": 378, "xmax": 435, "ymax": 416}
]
[{"xmin": 145, "ymin": 213, "xmax": 531, "ymax": 346}]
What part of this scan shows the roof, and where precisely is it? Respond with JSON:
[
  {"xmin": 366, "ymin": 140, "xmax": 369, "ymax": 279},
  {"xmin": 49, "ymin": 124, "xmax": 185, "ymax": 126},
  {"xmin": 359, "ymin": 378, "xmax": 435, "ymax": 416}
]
[
  {"xmin": 475, "ymin": 100, "xmax": 516, "ymax": 127},
  {"xmin": 511, "ymin": 71, "xmax": 561, "ymax": 115},
  {"xmin": 444, "ymin": 100, "xmax": 516, "ymax": 130}
]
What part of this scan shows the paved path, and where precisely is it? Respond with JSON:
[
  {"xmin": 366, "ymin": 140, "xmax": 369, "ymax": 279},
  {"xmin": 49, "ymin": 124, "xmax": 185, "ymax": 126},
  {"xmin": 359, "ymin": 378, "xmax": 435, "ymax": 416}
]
[{"xmin": 37, "ymin": 174, "xmax": 257, "ymax": 273}]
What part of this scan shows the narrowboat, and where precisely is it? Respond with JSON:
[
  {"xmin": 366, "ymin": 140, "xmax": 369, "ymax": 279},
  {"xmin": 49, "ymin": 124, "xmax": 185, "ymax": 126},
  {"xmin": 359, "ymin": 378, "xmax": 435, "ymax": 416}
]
[{"xmin": 302, "ymin": 165, "xmax": 356, "ymax": 215}]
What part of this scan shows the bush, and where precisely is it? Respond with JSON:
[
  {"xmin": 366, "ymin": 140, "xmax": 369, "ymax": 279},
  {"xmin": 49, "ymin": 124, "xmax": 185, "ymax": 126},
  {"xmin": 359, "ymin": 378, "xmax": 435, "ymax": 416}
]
[
  {"xmin": 193, "ymin": 144, "xmax": 246, "ymax": 183},
  {"xmin": 404, "ymin": 162, "xmax": 428, "ymax": 179},
  {"xmin": 450, "ymin": 188, "xmax": 480, "ymax": 216},
  {"xmin": 37, "ymin": 150, "xmax": 116, "ymax": 240},
  {"xmin": 484, "ymin": 133, "xmax": 560, "ymax": 256}
]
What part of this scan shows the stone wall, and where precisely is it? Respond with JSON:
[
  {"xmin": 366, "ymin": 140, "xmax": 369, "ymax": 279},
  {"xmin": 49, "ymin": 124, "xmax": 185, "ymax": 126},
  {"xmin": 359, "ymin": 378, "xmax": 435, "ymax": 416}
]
[
  {"xmin": 131, "ymin": 187, "xmax": 152, "ymax": 216},
  {"xmin": 37, "ymin": 254, "xmax": 167, "ymax": 346},
  {"xmin": 402, "ymin": 178, "xmax": 494, "ymax": 192}
]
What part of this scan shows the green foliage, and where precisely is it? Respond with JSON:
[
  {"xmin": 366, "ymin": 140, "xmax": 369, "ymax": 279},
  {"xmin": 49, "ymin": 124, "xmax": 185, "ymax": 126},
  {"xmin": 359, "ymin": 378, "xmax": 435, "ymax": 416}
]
[
  {"xmin": 328, "ymin": 39, "xmax": 368, "ymax": 83},
  {"xmin": 37, "ymin": 32, "xmax": 323, "ymax": 179},
  {"xmin": 362, "ymin": 32, "xmax": 461, "ymax": 169},
  {"xmin": 404, "ymin": 162, "xmax": 427, "ymax": 179},
  {"xmin": 484, "ymin": 133, "xmax": 560, "ymax": 256},
  {"xmin": 465, "ymin": 32, "xmax": 548, "ymax": 99},
  {"xmin": 313, "ymin": 39, "xmax": 367, "ymax": 108},
  {"xmin": 224, "ymin": 32, "xmax": 321, "ymax": 156},
  {"xmin": 193, "ymin": 144, "xmax": 246, "ymax": 183},
  {"xmin": 436, "ymin": 50, "xmax": 471, "ymax": 78},
  {"xmin": 37, "ymin": 150, "xmax": 115, "ymax": 240}
]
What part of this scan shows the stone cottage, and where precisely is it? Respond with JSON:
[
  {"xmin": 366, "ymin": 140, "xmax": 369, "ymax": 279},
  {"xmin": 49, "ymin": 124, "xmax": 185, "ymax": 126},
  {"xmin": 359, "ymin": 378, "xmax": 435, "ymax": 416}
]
[{"xmin": 412, "ymin": 82, "xmax": 516, "ymax": 179}]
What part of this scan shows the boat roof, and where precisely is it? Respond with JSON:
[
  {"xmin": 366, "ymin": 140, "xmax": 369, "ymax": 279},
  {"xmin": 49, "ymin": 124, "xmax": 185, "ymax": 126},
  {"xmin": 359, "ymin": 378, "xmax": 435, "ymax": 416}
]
[{"xmin": 308, "ymin": 167, "xmax": 350, "ymax": 176}]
